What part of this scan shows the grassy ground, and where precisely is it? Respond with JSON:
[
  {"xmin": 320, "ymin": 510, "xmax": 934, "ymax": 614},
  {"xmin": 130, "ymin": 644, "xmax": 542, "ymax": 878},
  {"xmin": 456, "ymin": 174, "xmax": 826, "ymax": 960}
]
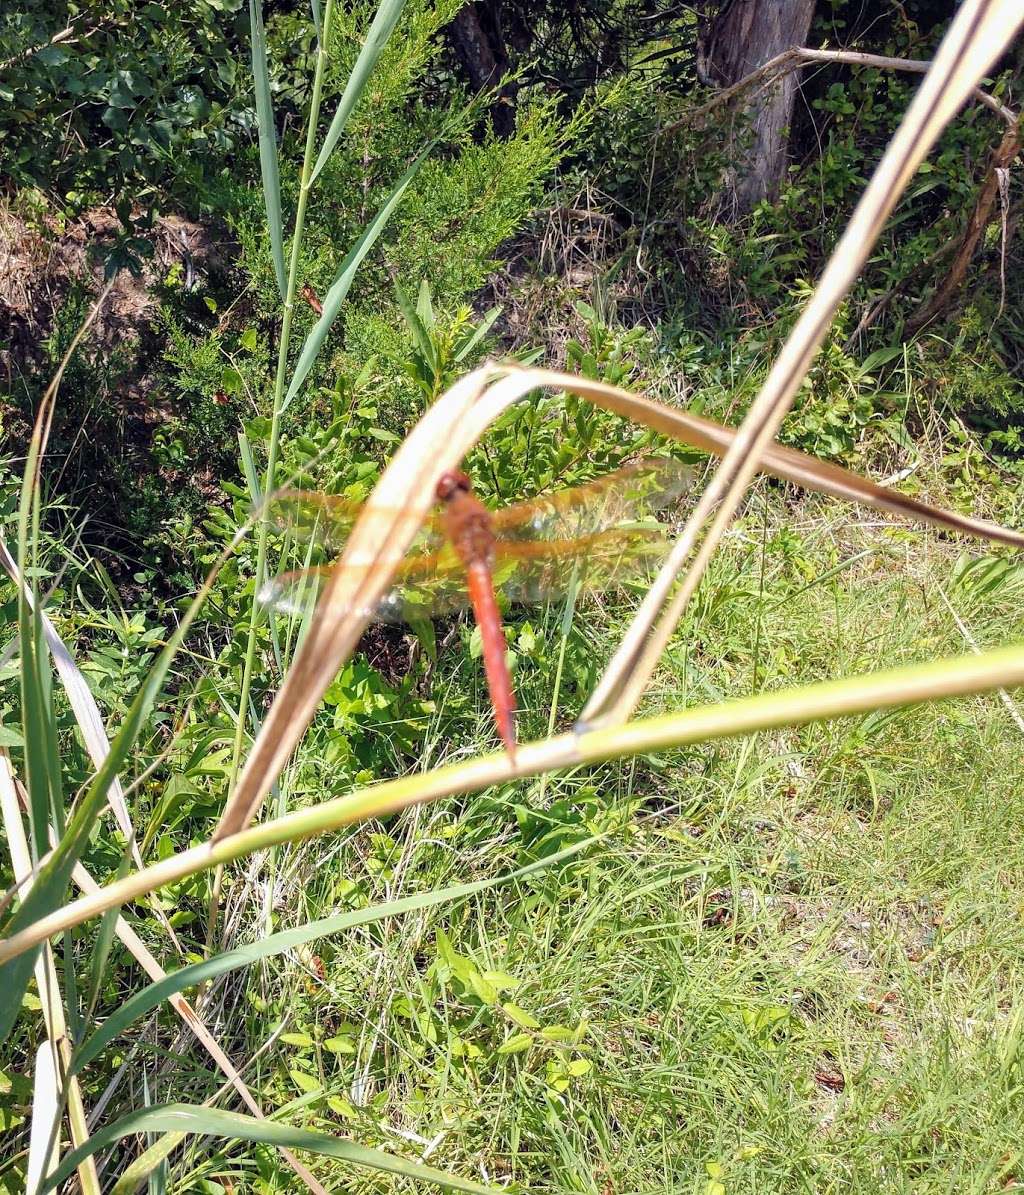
[{"xmin": 146, "ymin": 486, "xmax": 1024, "ymax": 1194}]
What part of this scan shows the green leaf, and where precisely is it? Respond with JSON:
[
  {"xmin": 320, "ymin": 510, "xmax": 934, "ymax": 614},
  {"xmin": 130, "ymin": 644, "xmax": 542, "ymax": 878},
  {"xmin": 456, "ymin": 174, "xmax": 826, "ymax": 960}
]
[
  {"xmin": 69, "ymin": 841, "xmax": 592, "ymax": 1076},
  {"xmin": 249, "ymin": 0, "xmax": 287, "ymax": 298},
  {"xmin": 284, "ymin": 144, "xmax": 434, "ymax": 408},
  {"xmin": 289, "ymin": 1069, "xmax": 320, "ymax": 1093},
  {"xmin": 496, "ymin": 1033, "xmax": 532, "ymax": 1055},
  {"xmin": 415, "ymin": 277, "xmax": 435, "ymax": 332},
  {"xmin": 453, "ymin": 305, "xmax": 501, "ymax": 364},
  {"xmin": 310, "ymin": 0, "xmax": 408, "ymax": 184},
  {"xmin": 220, "ymin": 366, "xmax": 244, "ymax": 395},
  {"xmin": 502, "ymin": 1002, "xmax": 540, "ymax": 1029},
  {"xmin": 41, "ymin": 1105, "xmax": 497, "ymax": 1194},
  {"xmin": 86, "ymin": 842, "xmax": 131, "ymax": 1014},
  {"xmin": 395, "ymin": 279, "xmax": 435, "ymax": 369},
  {"xmin": 0, "ymin": 724, "xmax": 24, "ymax": 748}
]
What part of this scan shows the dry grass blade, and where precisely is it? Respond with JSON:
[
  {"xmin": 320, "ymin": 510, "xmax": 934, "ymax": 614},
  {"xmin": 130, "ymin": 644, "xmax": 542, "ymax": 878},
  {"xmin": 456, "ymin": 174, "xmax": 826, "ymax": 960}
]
[
  {"xmin": 511, "ymin": 368, "xmax": 1024, "ymax": 550},
  {"xmin": 9, "ymin": 640, "xmax": 1024, "ymax": 958},
  {"xmin": 217, "ymin": 343, "xmax": 1024, "ymax": 838},
  {"xmin": 26, "ymin": 1041, "xmax": 60, "ymax": 1194},
  {"xmin": 0, "ymin": 751, "xmax": 100, "ymax": 1194},
  {"xmin": 580, "ymin": 0, "xmax": 1024, "ymax": 728},
  {"xmin": 215, "ymin": 366, "xmax": 512, "ymax": 837}
]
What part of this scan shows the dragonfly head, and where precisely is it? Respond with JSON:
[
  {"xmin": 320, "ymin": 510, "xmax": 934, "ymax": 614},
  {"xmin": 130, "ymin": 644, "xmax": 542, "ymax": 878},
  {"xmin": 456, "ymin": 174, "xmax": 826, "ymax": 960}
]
[{"xmin": 436, "ymin": 470, "xmax": 473, "ymax": 503}]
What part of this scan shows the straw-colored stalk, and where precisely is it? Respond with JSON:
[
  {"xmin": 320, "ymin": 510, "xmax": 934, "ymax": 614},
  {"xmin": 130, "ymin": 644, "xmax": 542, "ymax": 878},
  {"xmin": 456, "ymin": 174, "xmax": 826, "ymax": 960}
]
[{"xmin": 4, "ymin": 641, "xmax": 1024, "ymax": 964}]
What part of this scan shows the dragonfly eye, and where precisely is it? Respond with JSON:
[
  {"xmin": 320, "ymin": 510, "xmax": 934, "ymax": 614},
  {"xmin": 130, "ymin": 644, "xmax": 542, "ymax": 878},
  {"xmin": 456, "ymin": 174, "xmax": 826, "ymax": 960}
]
[{"xmin": 436, "ymin": 470, "xmax": 472, "ymax": 502}]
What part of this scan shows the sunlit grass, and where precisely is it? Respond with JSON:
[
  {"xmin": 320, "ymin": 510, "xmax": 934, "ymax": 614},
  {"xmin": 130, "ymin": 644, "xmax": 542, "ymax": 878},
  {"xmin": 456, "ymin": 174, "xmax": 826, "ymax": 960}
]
[{"xmin": 143, "ymin": 494, "xmax": 1024, "ymax": 1191}]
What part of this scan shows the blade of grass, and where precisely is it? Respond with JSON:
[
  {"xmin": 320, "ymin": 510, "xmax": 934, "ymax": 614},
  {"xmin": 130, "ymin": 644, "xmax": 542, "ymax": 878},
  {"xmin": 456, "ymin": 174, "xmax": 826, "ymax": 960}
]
[
  {"xmin": 580, "ymin": 0, "xmax": 1024, "ymax": 727},
  {"xmin": 43, "ymin": 1104, "xmax": 496, "ymax": 1195},
  {"xmin": 309, "ymin": 0, "xmax": 408, "ymax": 185},
  {"xmin": 283, "ymin": 142, "xmax": 436, "ymax": 409},
  {"xmin": 0, "ymin": 752, "xmax": 100, "ymax": 1194},
  {"xmin": 6, "ymin": 641, "xmax": 1024, "ymax": 963},
  {"xmin": 26, "ymin": 1042, "xmax": 60, "ymax": 1194},
  {"xmin": 64, "ymin": 855, "xmax": 327, "ymax": 1193},
  {"xmin": 70, "ymin": 840, "xmax": 591, "ymax": 1075},
  {"xmin": 0, "ymin": 525, "xmax": 248, "ymax": 1045},
  {"xmin": 0, "ymin": 537, "xmax": 183, "ymax": 953},
  {"xmin": 250, "ymin": 0, "xmax": 287, "ymax": 298},
  {"xmin": 0, "ymin": 282, "xmax": 121, "ymax": 1040}
]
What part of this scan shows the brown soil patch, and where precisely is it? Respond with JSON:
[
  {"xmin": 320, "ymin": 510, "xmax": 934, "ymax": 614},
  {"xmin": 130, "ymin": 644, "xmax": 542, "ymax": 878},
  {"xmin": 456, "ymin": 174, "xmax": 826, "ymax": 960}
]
[{"xmin": 0, "ymin": 204, "xmax": 226, "ymax": 387}]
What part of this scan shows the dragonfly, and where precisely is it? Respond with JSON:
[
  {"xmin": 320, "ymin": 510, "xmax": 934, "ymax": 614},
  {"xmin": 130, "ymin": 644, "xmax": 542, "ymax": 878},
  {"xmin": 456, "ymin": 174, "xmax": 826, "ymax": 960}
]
[{"xmin": 259, "ymin": 459, "xmax": 695, "ymax": 757}]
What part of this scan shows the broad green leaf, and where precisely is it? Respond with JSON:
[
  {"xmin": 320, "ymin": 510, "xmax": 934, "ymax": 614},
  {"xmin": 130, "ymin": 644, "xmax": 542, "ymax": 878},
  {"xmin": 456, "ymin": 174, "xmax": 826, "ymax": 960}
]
[
  {"xmin": 502, "ymin": 1002, "xmax": 540, "ymax": 1029},
  {"xmin": 310, "ymin": 0, "xmax": 408, "ymax": 184},
  {"xmin": 250, "ymin": 0, "xmax": 287, "ymax": 298},
  {"xmin": 289, "ymin": 1069, "xmax": 320, "ymax": 1094},
  {"xmin": 70, "ymin": 841, "xmax": 591, "ymax": 1076},
  {"xmin": 42, "ymin": 1105, "xmax": 496, "ymax": 1193},
  {"xmin": 284, "ymin": 144, "xmax": 433, "ymax": 408}
]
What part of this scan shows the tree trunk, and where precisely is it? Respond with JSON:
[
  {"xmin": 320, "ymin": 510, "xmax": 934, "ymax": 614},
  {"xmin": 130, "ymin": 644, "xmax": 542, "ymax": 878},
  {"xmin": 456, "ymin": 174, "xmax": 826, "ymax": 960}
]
[
  {"xmin": 700, "ymin": 0, "xmax": 816, "ymax": 212},
  {"xmin": 447, "ymin": 1, "xmax": 517, "ymax": 138}
]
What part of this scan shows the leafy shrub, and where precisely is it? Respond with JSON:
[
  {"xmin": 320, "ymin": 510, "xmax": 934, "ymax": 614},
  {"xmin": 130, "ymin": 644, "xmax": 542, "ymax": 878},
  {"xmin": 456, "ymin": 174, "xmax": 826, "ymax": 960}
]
[{"xmin": 0, "ymin": 1, "xmax": 251, "ymax": 211}]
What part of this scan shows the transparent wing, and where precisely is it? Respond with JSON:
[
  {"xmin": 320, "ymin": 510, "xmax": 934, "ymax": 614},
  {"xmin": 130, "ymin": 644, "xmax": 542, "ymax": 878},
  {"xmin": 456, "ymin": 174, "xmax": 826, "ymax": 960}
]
[
  {"xmin": 259, "ymin": 522, "xmax": 676, "ymax": 624},
  {"xmin": 260, "ymin": 488, "xmax": 446, "ymax": 554},
  {"xmin": 261, "ymin": 459, "xmax": 694, "ymax": 552},
  {"xmin": 490, "ymin": 458, "xmax": 695, "ymax": 543},
  {"xmin": 258, "ymin": 457, "xmax": 693, "ymax": 622}
]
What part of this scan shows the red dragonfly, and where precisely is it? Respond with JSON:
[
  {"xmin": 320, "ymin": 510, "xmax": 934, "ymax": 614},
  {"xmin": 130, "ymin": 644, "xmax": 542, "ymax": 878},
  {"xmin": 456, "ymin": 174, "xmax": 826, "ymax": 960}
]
[{"xmin": 259, "ymin": 460, "xmax": 694, "ymax": 756}]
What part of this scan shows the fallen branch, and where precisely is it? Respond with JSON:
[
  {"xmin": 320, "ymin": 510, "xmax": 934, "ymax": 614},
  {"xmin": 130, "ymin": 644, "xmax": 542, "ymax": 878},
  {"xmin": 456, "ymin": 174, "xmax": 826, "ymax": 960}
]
[
  {"xmin": 667, "ymin": 45, "xmax": 1017, "ymax": 134},
  {"xmin": 906, "ymin": 120, "xmax": 1023, "ymax": 333}
]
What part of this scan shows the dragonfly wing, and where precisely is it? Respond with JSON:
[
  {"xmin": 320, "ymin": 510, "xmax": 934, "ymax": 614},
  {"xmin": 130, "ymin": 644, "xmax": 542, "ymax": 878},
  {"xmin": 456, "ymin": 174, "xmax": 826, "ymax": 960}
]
[
  {"xmin": 257, "ymin": 552, "xmax": 474, "ymax": 625},
  {"xmin": 489, "ymin": 458, "xmax": 695, "ymax": 544},
  {"xmin": 259, "ymin": 488, "xmax": 446, "ymax": 554},
  {"xmin": 490, "ymin": 524, "xmax": 675, "ymax": 606}
]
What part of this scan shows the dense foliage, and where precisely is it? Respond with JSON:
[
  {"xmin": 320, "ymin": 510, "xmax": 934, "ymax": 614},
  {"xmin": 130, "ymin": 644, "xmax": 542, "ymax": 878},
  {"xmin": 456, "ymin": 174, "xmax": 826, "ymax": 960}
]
[{"xmin": 1, "ymin": 1, "xmax": 1023, "ymax": 1190}]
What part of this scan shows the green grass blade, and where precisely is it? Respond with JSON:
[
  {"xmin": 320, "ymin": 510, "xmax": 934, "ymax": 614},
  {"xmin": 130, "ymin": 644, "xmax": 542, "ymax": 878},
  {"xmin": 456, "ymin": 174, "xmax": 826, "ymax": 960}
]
[
  {"xmin": 453, "ymin": 305, "xmax": 501, "ymax": 364},
  {"xmin": 309, "ymin": 0, "xmax": 408, "ymax": 185},
  {"xmin": 283, "ymin": 143, "xmax": 432, "ymax": 408},
  {"xmin": 0, "ymin": 538, "xmax": 242, "ymax": 1046},
  {"xmin": 70, "ymin": 840, "xmax": 591, "ymax": 1075},
  {"xmin": 43, "ymin": 1105, "xmax": 496, "ymax": 1194},
  {"xmin": 250, "ymin": 0, "xmax": 287, "ymax": 299},
  {"xmin": 84, "ymin": 843, "xmax": 130, "ymax": 1016},
  {"xmin": 395, "ymin": 278, "xmax": 435, "ymax": 367},
  {"xmin": 5, "ymin": 284, "xmax": 113, "ymax": 1039}
]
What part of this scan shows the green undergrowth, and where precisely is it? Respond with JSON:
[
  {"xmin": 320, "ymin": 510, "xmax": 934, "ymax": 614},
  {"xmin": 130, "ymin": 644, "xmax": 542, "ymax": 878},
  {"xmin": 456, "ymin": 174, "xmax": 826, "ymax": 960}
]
[{"xmin": 4, "ymin": 475, "xmax": 1023, "ymax": 1192}]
